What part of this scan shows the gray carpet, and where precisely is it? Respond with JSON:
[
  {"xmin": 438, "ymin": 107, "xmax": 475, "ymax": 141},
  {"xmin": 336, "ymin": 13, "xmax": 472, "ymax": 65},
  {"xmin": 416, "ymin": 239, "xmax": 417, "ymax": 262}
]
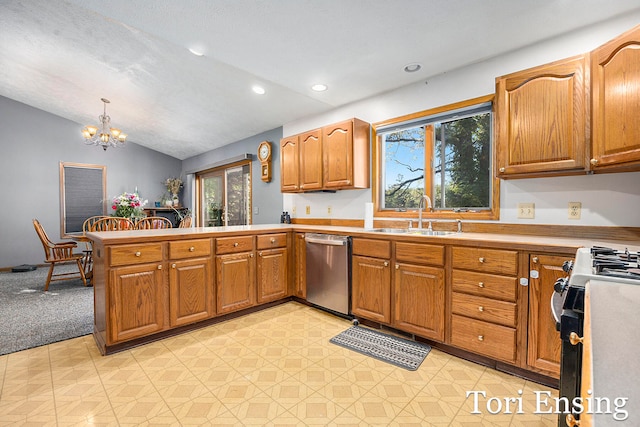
[
  {"xmin": 330, "ymin": 326, "xmax": 431, "ymax": 371},
  {"xmin": 0, "ymin": 264, "xmax": 93, "ymax": 356}
]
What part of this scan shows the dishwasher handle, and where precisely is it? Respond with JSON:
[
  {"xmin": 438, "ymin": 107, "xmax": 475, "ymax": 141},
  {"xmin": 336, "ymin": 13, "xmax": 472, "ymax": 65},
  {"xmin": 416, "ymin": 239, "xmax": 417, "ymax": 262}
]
[{"xmin": 305, "ymin": 235, "xmax": 349, "ymax": 246}]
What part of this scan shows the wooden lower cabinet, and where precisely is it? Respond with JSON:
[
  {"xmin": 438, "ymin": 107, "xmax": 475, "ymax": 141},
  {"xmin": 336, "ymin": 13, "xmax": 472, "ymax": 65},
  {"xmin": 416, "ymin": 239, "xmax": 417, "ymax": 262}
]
[
  {"xmin": 527, "ymin": 254, "xmax": 564, "ymax": 377},
  {"xmin": 393, "ymin": 263, "xmax": 445, "ymax": 341},
  {"xmin": 109, "ymin": 263, "xmax": 165, "ymax": 343},
  {"xmin": 257, "ymin": 247, "xmax": 288, "ymax": 303},
  {"xmin": 169, "ymin": 258, "xmax": 213, "ymax": 327},
  {"xmin": 352, "ymin": 255, "xmax": 391, "ymax": 324},
  {"xmin": 293, "ymin": 233, "xmax": 306, "ymax": 298},
  {"xmin": 216, "ymin": 252, "xmax": 256, "ymax": 315}
]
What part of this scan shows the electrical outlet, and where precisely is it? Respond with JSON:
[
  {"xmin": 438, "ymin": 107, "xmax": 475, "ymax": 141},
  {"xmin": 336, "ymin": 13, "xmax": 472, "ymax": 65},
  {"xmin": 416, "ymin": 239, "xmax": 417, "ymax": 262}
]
[
  {"xmin": 253, "ymin": 206, "xmax": 259, "ymax": 215},
  {"xmin": 517, "ymin": 203, "xmax": 535, "ymax": 219},
  {"xmin": 292, "ymin": 206, "xmax": 296, "ymax": 215},
  {"xmin": 568, "ymin": 202, "xmax": 581, "ymax": 220},
  {"xmin": 305, "ymin": 205, "xmax": 310, "ymax": 215},
  {"xmin": 327, "ymin": 206, "xmax": 332, "ymax": 215}
]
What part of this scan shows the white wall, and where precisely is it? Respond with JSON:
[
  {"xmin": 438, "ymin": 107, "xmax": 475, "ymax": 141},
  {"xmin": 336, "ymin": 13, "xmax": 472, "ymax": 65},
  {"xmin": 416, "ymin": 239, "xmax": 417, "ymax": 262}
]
[{"xmin": 282, "ymin": 13, "xmax": 640, "ymax": 227}]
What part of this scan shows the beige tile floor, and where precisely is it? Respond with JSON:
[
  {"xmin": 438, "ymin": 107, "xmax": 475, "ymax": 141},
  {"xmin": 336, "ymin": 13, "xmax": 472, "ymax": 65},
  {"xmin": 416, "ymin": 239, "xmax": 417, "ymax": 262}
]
[{"xmin": 0, "ymin": 302, "xmax": 558, "ymax": 426}]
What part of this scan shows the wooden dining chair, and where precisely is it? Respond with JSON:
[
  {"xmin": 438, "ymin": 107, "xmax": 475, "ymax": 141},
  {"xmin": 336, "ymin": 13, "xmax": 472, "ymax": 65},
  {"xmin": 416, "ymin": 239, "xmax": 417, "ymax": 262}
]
[
  {"xmin": 90, "ymin": 217, "xmax": 135, "ymax": 231},
  {"xmin": 32, "ymin": 219, "xmax": 87, "ymax": 291},
  {"xmin": 78, "ymin": 215, "xmax": 108, "ymax": 279},
  {"xmin": 178, "ymin": 215, "xmax": 192, "ymax": 228},
  {"xmin": 135, "ymin": 216, "xmax": 173, "ymax": 230}
]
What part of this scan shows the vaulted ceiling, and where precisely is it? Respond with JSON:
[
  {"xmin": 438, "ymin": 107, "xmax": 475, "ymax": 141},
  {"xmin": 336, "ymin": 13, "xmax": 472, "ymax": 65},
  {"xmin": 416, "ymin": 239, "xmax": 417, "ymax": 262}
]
[{"xmin": 1, "ymin": 0, "xmax": 639, "ymax": 159}]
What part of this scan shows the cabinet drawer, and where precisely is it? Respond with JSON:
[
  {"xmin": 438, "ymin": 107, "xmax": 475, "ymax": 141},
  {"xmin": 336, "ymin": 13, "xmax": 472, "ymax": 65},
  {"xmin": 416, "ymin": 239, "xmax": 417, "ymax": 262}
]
[
  {"xmin": 452, "ymin": 247, "xmax": 518, "ymax": 275},
  {"xmin": 110, "ymin": 243, "xmax": 163, "ymax": 267},
  {"xmin": 216, "ymin": 236, "xmax": 254, "ymax": 254},
  {"xmin": 395, "ymin": 242, "xmax": 444, "ymax": 266},
  {"xmin": 352, "ymin": 238, "xmax": 391, "ymax": 259},
  {"xmin": 169, "ymin": 239, "xmax": 211, "ymax": 259},
  {"xmin": 451, "ymin": 292, "xmax": 517, "ymax": 328},
  {"xmin": 452, "ymin": 269, "xmax": 518, "ymax": 302},
  {"xmin": 257, "ymin": 233, "xmax": 287, "ymax": 249},
  {"xmin": 450, "ymin": 314, "xmax": 516, "ymax": 363}
]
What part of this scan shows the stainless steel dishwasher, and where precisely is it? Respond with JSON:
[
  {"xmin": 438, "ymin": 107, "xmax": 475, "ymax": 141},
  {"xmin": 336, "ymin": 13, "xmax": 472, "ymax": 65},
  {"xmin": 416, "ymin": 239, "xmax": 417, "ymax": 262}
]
[{"xmin": 305, "ymin": 233, "xmax": 351, "ymax": 316}]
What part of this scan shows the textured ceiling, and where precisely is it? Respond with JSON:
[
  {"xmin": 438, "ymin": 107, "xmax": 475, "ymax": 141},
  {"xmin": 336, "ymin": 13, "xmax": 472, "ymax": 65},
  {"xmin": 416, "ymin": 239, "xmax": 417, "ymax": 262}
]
[{"xmin": 1, "ymin": 0, "xmax": 639, "ymax": 159}]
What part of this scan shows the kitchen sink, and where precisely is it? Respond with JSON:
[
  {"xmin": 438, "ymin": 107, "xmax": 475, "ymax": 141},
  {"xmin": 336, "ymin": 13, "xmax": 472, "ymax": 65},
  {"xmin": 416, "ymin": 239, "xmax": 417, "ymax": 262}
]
[
  {"xmin": 408, "ymin": 230, "xmax": 456, "ymax": 236},
  {"xmin": 368, "ymin": 228, "xmax": 410, "ymax": 233}
]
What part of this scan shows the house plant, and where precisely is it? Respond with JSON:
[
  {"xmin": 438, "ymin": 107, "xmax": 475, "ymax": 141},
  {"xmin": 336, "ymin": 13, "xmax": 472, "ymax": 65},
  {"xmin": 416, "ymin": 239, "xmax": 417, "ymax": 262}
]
[{"xmin": 165, "ymin": 177, "xmax": 183, "ymax": 206}]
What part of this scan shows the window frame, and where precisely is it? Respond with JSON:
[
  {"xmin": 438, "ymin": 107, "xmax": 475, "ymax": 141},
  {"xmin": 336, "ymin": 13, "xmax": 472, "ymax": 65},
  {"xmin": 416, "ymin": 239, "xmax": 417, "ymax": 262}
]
[{"xmin": 371, "ymin": 94, "xmax": 500, "ymax": 221}]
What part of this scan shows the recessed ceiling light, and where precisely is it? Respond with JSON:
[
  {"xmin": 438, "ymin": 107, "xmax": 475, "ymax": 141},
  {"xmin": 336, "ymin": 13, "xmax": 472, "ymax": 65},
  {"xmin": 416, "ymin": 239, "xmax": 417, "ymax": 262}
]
[
  {"xmin": 311, "ymin": 84, "xmax": 328, "ymax": 92},
  {"xmin": 252, "ymin": 85, "xmax": 266, "ymax": 95},
  {"xmin": 403, "ymin": 63, "xmax": 422, "ymax": 73},
  {"xmin": 188, "ymin": 48, "xmax": 204, "ymax": 57}
]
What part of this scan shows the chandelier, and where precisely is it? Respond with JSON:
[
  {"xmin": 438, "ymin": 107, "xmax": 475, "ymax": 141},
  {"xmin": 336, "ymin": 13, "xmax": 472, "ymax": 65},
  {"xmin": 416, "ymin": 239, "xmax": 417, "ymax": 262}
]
[{"xmin": 81, "ymin": 98, "xmax": 127, "ymax": 150}]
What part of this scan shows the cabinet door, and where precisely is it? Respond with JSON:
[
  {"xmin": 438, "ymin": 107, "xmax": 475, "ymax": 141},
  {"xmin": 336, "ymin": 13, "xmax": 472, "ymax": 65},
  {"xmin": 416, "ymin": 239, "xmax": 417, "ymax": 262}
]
[
  {"xmin": 169, "ymin": 258, "xmax": 213, "ymax": 327},
  {"xmin": 216, "ymin": 252, "xmax": 256, "ymax": 315},
  {"xmin": 280, "ymin": 136, "xmax": 300, "ymax": 192},
  {"xmin": 299, "ymin": 129, "xmax": 323, "ymax": 191},
  {"xmin": 257, "ymin": 247, "xmax": 288, "ymax": 303},
  {"xmin": 352, "ymin": 255, "xmax": 391, "ymax": 324},
  {"xmin": 495, "ymin": 54, "xmax": 588, "ymax": 177},
  {"xmin": 109, "ymin": 263, "xmax": 165, "ymax": 343},
  {"xmin": 323, "ymin": 120, "xmax": 354, "ymax": 189},
  {"xmin": 527, "ymin": 254, "xmax": 564, "ymax": 377},
  {"xmin": 294, "ymin": 233, "xmax": 306, "ymax": 298},
  {"xmin": 393, "ymin": 263, "xmax": 445, "ymax": 342},
  {"xmin": 591, "ymin": 25, "xmax": 640, "ymax": 170}
]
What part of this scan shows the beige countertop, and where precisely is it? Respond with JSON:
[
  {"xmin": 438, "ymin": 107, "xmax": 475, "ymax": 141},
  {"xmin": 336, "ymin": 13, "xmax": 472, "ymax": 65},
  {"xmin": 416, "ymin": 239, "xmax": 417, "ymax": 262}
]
[{"xmin": 86, "ymin": 223, "xmax": 640, "ymax": 253}]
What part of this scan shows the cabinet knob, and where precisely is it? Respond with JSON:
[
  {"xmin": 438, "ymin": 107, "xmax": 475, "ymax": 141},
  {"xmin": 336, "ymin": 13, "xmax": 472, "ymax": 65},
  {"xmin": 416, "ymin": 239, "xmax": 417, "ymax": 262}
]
[
  {"xmin": 477, "ymin": 335, "xmax": 484, "ymax": 341},
  {"xmin": 157, "ymin": 265, "xmax": 162, "ymax": 270},
  {"xmin": 171, "ymin": 263, "xmax": 176, "ymax": 269},
  {"xmin": 258, "ymin": 252, "xmax": 263, "ymax": 257},
  {"xmin": 478, "ymin": 282, "xmax": 485, "ymax": 288},
  {"xmin": 478, "ymin": 306, "xmax": 484, "ymax": 312},
  {"xmin": 590, "ymin": 158, "xmax": 598, "ymax": 166},
  {"xmin": 532, "ymin": 256, "xmax": 539, "ymax": 264},
  {"xmin": 270, "ymin": 238, "xmax": 276, "ymax": 243},
  {"xmin": 569, "ymin": 332, "xmax": 583, "ymax": 346},
  {"xmin": 478, "ymin": 257, "xmax": 485, "ymax": 263},
  {"xmin": 383, "ymin": 261, "xmax": 388, "ymax": 267},
  {"xmin": 189, "ymin": 246, "xmax": 195, "ymax": 252},
  {"xmin": 566, "ymin": 413, "xmax": 581, "ymax": 426},
  {"xmin": 395, "ymin": 264, "xmax": 399, "ymax": 270},
  {"xmin": 234, "ymin": 242, "xmax": 239, "ymax": 247},
  {"xmin": 499, "ymin": 167, "xmax": 505, "ymax": 173},
  {"xmin": 135, "ymin": 251, "xmax": 141, "ymax": 257},
  {"xmin": 249, "ymin": 253, "xmax": 254, "ymax": 258}
]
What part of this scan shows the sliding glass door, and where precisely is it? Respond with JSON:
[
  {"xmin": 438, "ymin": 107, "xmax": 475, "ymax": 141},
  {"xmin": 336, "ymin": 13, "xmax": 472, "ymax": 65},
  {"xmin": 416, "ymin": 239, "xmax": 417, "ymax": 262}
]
[{"xmin": 198, "ymin": 163, "xmax": 251, "ymax": 227}]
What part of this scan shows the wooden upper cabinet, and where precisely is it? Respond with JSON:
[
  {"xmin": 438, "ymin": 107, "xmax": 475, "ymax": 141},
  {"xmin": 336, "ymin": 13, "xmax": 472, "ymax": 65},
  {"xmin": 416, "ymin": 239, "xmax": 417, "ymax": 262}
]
[
  {"xmin": 299, "ymin": 129, "xmax": 323, "ymax": 191},
  {"xmin": 591, "ymin": 24, "xmax": 640, "ymax": 171},
  {"xmin": 323, "ymin": 118, "xmax": 370, "ymax": 189},
  {"xmin": 495, "ymin": 54, "xmax": 589, "ymax": 178},
  {"xmin": 280, "ymin": 135, "xmax": 300, "ymax": 192}
]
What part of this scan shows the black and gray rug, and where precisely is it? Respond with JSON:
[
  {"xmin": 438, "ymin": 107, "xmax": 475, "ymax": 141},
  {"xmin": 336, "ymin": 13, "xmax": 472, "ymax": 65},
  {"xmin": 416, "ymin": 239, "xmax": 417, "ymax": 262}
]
[
  {"xmin": 330, "ymin": 325, "xmax": 431, "ymax": 371},
  {"xmin": 0, "ymin": 264, "xmax": 93, "ymax": 356}
]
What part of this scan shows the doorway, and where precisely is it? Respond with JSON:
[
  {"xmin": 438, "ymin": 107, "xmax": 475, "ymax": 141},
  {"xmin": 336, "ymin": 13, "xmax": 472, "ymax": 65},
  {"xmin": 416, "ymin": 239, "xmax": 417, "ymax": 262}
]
[{"xmin": 197, "ymin": 162, "xmax": 251, "ymax": 226}]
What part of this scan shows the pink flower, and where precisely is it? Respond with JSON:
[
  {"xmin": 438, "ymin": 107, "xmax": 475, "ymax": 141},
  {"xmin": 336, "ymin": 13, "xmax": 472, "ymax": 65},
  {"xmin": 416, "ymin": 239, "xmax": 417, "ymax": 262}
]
[{"xmin": 112, "ymin": 205, "xmax": 117, "ymax": 210}]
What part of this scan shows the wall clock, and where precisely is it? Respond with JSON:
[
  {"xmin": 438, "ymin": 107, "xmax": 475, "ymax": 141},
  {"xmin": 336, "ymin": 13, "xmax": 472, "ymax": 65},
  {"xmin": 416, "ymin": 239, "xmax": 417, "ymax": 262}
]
[{"xmin": 257, "ymin": 141, "xmax": 272, "ymax": 182}]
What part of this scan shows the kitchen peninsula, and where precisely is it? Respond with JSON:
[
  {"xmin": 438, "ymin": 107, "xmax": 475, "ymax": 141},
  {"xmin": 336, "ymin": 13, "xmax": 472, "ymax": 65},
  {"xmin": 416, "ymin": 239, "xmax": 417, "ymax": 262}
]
[{"xmin": 88, "ymin": 224, "xmax": 639, "ymax": 385}]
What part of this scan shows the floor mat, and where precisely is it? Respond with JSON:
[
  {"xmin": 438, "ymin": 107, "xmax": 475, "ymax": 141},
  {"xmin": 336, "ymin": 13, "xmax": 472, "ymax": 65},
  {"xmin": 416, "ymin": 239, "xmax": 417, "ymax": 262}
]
[{"xmin": 329, "ymin": 325, "xmax": 431, "ymax": 371}]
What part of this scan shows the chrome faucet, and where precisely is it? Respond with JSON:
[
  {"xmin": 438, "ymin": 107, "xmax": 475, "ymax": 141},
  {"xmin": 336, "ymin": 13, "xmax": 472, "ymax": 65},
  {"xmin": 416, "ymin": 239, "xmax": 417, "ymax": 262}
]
[{"xmin": 417, "ymin": 195, "xmax": 432, "ymax": 230}]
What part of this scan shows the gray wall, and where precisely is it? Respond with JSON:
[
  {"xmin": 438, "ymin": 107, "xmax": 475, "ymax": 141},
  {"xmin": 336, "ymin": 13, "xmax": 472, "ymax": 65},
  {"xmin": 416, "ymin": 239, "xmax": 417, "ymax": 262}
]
[
  {"xmin": 0, "ymin": 95, "xmax": 182, "ymax": 269},
  {"xmin": 181, "ymin": 127, "xmax": 283, "ymax": 225}
]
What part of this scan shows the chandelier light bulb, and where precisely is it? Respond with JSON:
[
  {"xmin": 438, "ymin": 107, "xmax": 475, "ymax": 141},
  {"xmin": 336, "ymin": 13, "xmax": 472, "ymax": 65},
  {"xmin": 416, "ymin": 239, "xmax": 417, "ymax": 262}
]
[{"xmin": 82, "ymin": 98, "xmax": 127, "ymax": 150}]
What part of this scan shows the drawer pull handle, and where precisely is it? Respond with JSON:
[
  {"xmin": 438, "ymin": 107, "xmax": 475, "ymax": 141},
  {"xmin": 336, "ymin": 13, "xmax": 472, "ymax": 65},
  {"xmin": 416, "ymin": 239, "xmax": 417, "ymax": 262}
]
[
  {"xmin": 234, "ymin": 242, "xmax": 239, "ymax": 247},
  {"xmin": 135, "ymin": 251, "xmax": 141, "ymax": 257},
  {"xmin": 395, "ymin": 264, "xmax": 399, "ymax": 270},
  {"xmin": 383, "ymin": 261, "xmax": 388, "ymax": 267},
  {"xmin": 171, "ymin": 263, "xmax": 176, "ymax": 269},
  {"xmin": 249, "ymin": 253, "xmax": 254, "ymax": 258},
  {"xmin": 532, "ymin": 256, "xmax": 539, "ymax": 263},
  {"xmin": 478, "ymin": 335, "xmax": 484, "ymax": 341},
  {"xmin": 590, "ymin": 158, "xmax": 598, "ymax": 166},
  {"xmin": 157, "ymin": 265, "xmax": 162, "ymax": 270},
  {"xmin": 569, "ymin": 332, "xmax": 583, "ymax": 346},
  {"xmin": 270, "ymin": 238, "xmax": 276, "ymax": 243},
  {"xmin": 566, "ymin": 413, "xmax": 581, "ymax": 426},
  {"xmin": 189, "ymin": 246, "xmax": 195, "ymax": 252},
  {"xmin": 478, "ymin": 306, "xmax": 484, "ymax": 312},
  {"xmin": 259, "ymin": 252, "xmax": 262, "ymax": 257},
  {"xmin": 478, "ymin": 282, "xmax": 485, "ymax": 288},
  {"xmin": 478, "ymin": 257, "xmax": 485, "ymax": 263},
  {"xmin": 499, "ymin": 167, "xmax": 505, "ymax": 173}
]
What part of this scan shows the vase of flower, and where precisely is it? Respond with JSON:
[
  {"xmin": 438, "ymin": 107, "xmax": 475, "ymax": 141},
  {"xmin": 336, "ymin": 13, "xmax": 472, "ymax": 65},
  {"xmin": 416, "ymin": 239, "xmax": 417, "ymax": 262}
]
[{"xmin": 172, "ymin": 194, "xmax": 179, "ymax": 206}]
